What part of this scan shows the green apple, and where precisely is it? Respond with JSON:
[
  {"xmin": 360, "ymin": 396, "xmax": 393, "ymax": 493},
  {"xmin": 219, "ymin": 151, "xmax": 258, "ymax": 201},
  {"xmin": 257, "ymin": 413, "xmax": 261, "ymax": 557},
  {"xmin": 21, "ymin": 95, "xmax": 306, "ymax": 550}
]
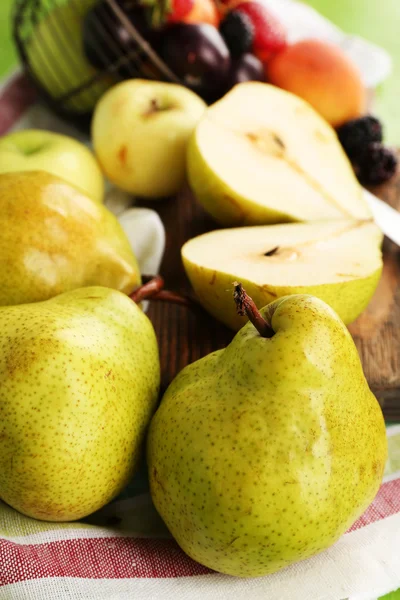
[
  {"xmin": 182, "ymin": 219, "xmax": 383, "ymax": 330},
  {"xmin": 92, "ymin": 79, "xmax": 207, "ymax": 198},
  {"xmin": 187, "ymin": 82, "xmax": 371, "ymax": 226},
  {"xmin": 0, "ymin": 130, "xmax": 104, "ymax": 203},
  {"xmin": 26, "ymin": 0, "xmax": 113, "ymax": 114}
]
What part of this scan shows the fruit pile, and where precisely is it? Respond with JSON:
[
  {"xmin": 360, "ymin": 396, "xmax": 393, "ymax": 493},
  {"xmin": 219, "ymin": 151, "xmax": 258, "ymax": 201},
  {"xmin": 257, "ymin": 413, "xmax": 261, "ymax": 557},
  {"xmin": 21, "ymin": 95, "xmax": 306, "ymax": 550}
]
[
  {"xmin": 0, "ymin": 0, "xmax": 394, "ymax": 581},
  {"xmin": 83, "ymin": 0, "xmax": 286, "ymax": 101},
  {"xmin": 81, "ymin": 0, "xmax": 397, "ymax": 184}
]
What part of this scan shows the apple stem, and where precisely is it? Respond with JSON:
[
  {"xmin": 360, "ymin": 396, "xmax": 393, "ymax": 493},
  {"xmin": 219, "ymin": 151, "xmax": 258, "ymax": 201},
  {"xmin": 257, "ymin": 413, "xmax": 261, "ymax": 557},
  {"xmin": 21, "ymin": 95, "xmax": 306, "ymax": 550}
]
[
  {"xmin": 233, "ymin": 282, "xmax": 274, "ymax": 338},
  {"xmin": 130, "ymin": 276, "xmax": 200, "ymax": 311}
]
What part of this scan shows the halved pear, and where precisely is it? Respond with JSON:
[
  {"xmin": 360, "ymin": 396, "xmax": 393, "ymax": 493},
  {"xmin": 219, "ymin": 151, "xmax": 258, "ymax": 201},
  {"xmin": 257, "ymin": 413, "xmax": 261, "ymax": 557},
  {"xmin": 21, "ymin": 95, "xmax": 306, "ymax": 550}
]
[
  {"xmin": 187, "ymin": 82, "xmax": 371, "ymax": 226},
  {"xmin": 182, "ymin": 220, "xmax": 383, "ymax": 330}
]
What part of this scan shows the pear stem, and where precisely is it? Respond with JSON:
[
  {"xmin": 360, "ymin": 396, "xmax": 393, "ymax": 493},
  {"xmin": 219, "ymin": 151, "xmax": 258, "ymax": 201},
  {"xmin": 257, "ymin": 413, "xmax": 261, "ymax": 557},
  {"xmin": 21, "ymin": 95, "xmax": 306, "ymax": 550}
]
[
  {"xmin": 130, "ymin": 276, "xmax": 200, "ymax": 311},
  {"xmin": 130, "ymin": 275, "xmax": 165, "ymax": 303},
  {"xmin": 150, "ymin": 290, "xmax": 199, "ymax": 309},
  {"xmin": 233, "ymin": 282, "xmax": 274, "ymax": 338}
]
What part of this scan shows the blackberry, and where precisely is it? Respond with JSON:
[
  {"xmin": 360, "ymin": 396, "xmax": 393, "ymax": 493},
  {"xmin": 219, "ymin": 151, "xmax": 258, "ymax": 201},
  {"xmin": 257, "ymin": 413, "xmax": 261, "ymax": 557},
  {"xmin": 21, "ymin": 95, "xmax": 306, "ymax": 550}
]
[
  {"xmin": 356, "ymin": 143, "xmax": 398, "ymax": 186},
  {"xmin": 220, "ymin": 11, "xmax": 254, "ymax": 58},
  {"xmin": 337, "ymin": 116, "xmax": 383, "ymax": 161}
]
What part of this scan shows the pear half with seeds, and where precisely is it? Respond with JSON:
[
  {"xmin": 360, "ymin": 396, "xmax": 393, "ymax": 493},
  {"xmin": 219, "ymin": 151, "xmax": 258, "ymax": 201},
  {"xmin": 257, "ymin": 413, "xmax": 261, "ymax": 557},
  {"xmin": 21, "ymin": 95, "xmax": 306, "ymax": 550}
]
[
  {"xmin": 182, "ymin": 220, "xmax": 383, "ymax": 330},
  {"xmin": 187, "ymin": 82, "xmax": 371, "ymax": 226}
]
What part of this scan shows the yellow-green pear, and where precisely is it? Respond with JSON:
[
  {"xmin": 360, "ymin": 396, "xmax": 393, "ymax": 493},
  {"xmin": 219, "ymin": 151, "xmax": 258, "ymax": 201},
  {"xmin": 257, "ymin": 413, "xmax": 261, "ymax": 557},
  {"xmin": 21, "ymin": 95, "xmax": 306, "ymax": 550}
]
[
  {"xmin": 0, "ymin": 171, "xmax": 140, "ymax": 306},
  {"xmin": 187, "ymin": 82, "xmax": 371, "ymax": 226},
  {"xmin": 148, "ymin": 292, "xmax": 387, "ymax": 577},
  {"xmin": 182, "ymin": 219, "xmax": 383, "ymax": 330},
  {"xmin": 0, "ymin": 286, "xmax": 160, "ymax": 522}
]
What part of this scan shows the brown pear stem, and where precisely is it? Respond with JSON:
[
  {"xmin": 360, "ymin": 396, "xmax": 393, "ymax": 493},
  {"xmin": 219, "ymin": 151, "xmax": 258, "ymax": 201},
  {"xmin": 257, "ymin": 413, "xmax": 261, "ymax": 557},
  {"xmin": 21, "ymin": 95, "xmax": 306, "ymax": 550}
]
[
  {"xmin": 130, "ymin": 276, "xmax": 200, "ymax": 311},
  {"xmin": 233, "ymin": 282, "xmax": 275, "ymax": 338},
  {"xmin": 148, "ymin": 290, "xmax": 198, "ymax": 309},
  {"xmin": 130, "ymin": 275, "xmax": 165, "ymax": 303}
]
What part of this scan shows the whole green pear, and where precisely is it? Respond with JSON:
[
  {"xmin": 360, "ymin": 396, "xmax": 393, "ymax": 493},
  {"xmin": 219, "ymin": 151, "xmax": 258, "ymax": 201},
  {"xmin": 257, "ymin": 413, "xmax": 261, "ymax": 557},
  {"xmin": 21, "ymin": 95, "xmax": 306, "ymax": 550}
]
[
  {"xmin": 147, "ymin": 294, "xmax": 387, "ymax": 577},
  {"xmin": 0, "ymin": 171, "xmax": 140, "ymax": 306},
  {"xmin": 0, "ymin": 287, "xmax": 160, "ymax": 522}
]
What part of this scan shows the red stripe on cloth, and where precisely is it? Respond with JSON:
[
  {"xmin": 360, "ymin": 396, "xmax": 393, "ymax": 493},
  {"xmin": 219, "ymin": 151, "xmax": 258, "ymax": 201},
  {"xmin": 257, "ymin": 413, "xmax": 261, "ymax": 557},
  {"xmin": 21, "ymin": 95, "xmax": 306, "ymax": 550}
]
[
  {"xmin": 0, "ymin": 73, "xmax": 37, "ymax": 135},
  {"xmin": 349, "ymin": 477, "xmax": 400, "ymax": 532},
  {"xmin": 0, "ymin": 536, "xmax": 211, "ymax": 586},
  {"xmin": 0, "ymin": 478, "xmax": 398, "ymax": 586}
]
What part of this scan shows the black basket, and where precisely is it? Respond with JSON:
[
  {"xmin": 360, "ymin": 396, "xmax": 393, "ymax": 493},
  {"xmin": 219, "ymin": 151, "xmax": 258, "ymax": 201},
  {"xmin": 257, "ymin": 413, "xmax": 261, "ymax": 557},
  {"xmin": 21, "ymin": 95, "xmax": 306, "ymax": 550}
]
[{"xmin": 13, "ymin": 0, "xmax": 181, "ymax": 128}]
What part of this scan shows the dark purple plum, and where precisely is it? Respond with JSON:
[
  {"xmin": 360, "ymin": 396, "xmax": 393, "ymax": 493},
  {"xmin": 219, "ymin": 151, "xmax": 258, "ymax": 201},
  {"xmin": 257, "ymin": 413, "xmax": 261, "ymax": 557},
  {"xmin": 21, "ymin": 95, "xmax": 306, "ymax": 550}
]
[
  {"xmin": 83, "ymin": 1, "xmax": 157, "ymax": 77},
  {"xmin": 160, "ymin": 23, "xmax": 231, "ymax": 102},
  {"xmin": 225, "ymin": 53, "xmax": 266, "ymax": 91}
]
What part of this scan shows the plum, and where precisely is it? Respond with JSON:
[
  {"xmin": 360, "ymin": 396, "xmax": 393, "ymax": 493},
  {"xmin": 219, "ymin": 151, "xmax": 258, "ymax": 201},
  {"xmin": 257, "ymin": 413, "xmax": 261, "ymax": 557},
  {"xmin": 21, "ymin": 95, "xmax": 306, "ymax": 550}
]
[
  {"xmin": 160, "ymin": 23, "xmax": 231, "ymax": 102},
  {"xmin": 225, "ymin": 53, "xmax": 266, "ymax": 91}
]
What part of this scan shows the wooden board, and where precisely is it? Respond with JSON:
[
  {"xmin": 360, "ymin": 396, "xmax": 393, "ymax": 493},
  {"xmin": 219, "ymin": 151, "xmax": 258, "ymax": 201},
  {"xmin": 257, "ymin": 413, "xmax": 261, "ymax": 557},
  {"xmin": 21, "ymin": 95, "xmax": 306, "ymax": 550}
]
[
  {"xmin": 144, "ymin": 169, "xmax": 400, "ymax": 421},
  {"xmin": 349, "ymin": 171, "xmax": 400, "ymax": 420}
]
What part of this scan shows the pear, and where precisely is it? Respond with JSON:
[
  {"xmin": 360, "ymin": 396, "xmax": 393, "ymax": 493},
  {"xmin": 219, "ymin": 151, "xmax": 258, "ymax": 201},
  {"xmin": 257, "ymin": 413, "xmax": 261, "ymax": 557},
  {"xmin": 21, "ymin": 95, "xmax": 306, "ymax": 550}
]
[
  {"xmin": 187, "ymin": 82, "xmax": 371, "ymax": 226},
  {"xmin": 147, "ymin": 291, "xmax": 387, "ymax": 577},
  {"xmin": 0, "ymin": 171, "xmax": 140, "ymax": 306},
  {"xmin": 182, "ymin": 219, "xmax": 383, "ymax": 330},
  {"xmin": 0, "ymin": 286, "xmax": 160, "ymax": 522}
]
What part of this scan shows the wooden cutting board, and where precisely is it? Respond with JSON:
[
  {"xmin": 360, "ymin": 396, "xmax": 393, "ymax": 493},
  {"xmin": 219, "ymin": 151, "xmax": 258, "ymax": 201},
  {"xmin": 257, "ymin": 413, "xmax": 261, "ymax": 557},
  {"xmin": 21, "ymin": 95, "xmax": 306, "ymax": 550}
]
[{"xmin": 144, "ymin": 167, "xmax": 400, "ymax": 421}]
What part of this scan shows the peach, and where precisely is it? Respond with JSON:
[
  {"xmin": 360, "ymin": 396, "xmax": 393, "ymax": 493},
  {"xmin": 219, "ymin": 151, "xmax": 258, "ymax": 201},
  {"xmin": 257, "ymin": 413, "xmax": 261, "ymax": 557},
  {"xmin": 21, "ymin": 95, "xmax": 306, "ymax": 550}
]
[{"xmin": 267, "ymin": 39, "xmax": 367, "ymax": 128}]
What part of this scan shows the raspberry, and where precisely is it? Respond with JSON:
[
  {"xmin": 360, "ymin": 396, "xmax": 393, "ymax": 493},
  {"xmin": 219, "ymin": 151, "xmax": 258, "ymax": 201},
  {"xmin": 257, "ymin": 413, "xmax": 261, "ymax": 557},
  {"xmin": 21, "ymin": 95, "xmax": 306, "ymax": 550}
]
[
  {"xmin": 356, "ymin": 143, "xmax": 397, "ymax": 186},
  {"xmin": 337, "ymin": 116, "xmax": 383, "ymax": 161},
  {"xmin": 220, "ymin": 11, "xmax": 254, "ymax": 58}
]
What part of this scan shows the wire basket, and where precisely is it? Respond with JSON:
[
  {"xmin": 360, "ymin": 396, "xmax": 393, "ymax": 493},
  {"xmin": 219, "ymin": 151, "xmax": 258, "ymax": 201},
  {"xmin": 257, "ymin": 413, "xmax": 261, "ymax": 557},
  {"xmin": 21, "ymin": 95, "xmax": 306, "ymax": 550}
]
[{"xmin": 13, "ymin": 0, "xmax": 181, "ymax": 128}]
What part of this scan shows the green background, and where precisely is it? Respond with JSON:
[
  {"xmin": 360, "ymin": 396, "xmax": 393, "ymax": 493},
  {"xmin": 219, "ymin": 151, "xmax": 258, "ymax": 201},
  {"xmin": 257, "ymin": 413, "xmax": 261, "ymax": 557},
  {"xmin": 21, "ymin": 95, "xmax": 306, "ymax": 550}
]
[
  {"xmin": 0, "ymin": 0, "xmax": 16, "ymax": 77},
  {"xmin": 0, "ymin": 0, "xmax": 399, "ymax": 598}
]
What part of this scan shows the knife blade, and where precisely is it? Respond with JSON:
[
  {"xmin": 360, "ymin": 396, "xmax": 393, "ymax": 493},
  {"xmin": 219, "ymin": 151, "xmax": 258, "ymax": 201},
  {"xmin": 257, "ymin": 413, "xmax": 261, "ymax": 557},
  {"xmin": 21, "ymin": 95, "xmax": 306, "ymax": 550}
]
[{"xmin": 364, "ymin": 189, "xmax": 400, "ymax": 247}]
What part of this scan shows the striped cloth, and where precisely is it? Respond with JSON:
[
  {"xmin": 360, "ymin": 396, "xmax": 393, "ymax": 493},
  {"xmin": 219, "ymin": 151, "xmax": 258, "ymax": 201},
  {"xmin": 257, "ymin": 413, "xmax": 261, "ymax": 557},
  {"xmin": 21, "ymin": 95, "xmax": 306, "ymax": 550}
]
[{"xmin": 0, "ymin": 425, "xmax": 400, "ymax": 599}]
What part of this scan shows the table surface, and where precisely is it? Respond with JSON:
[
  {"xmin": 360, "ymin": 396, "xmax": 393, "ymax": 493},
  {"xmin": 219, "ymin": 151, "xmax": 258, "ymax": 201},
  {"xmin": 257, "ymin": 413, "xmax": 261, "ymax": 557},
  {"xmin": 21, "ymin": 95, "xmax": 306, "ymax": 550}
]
[{"xmin": 0, "ymin": 1, "xmax": 399, "ymax": 598}]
